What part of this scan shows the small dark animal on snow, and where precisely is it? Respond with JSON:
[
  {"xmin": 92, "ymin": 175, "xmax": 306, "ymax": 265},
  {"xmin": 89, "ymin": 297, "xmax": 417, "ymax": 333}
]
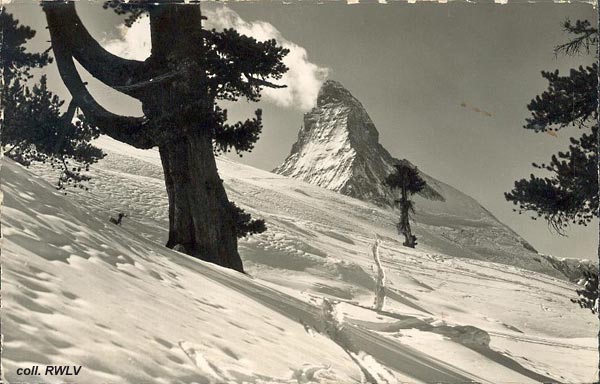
[{"xmin": 110, "ymin": 213, "xmax": 126, "ymax": 226}]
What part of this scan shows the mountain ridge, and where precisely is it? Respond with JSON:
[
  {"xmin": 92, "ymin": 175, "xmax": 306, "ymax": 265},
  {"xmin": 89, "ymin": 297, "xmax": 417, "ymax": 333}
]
[{"xmin": 274, "ymin": 80, "xmax": 554, "ymax": 273}]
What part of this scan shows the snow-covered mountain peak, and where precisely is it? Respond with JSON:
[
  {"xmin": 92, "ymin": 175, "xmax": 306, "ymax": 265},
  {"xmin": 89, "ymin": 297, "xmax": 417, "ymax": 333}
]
[
  {"xmin": 275, "ymin": 80, "xmax": 394, "ymax": 204},
  {"xmin": 316, "ymin": 80, "xmax": 382, "ymax": 150},
  {"xmin": 274, "ymin": 80, "xmax": 554, "ymax": 273},
  {"xmin": 317, "ymin": 80, "xmax": 361, "ymax": 106}
]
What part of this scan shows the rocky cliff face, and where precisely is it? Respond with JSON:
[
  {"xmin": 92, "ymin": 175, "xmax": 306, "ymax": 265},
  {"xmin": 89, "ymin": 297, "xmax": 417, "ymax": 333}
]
[
  {"xmin": 538, "ymin": 254, "xmax": 598, "ymax": 283},
  {"xmin": 275, "ymin": 80, "xmax": 442, "ymax": 206},
  {"xmin": 274, "ymin": 80, "xmax": 588, "ymax": 278}
]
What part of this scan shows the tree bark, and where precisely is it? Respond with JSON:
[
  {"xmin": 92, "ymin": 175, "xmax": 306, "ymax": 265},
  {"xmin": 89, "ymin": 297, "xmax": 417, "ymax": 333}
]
[{"xmin": 159, "ymin": 132, "xmax": 243, "ymax": 273}]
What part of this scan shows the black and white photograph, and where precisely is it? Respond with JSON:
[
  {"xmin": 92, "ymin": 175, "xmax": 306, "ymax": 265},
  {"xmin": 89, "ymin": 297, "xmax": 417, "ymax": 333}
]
[{"xmin": 1, "ymin": 0, "xmax": 599, "ymax": 382}]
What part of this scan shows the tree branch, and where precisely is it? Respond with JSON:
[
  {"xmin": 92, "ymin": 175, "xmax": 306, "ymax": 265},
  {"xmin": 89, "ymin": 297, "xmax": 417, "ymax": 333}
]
[
  {"xmin": 44, "ymin": 4, "xmax": 155, "ymax": 149},
  {"xmin": 112, "ymin": 69, "xmax": 181, "ymax": 93},
  {"xmin": 61, "ymin": 98, "xmax": 78, "ymax": 123},
  {"xmin": 245, "ymin": 74, "xmax": 286, "ymax": 89},
  {"xmin": 43, "ymin": 2, "xmax": 151, "ymax": 98},
  {"xmin": 51, "ymin": 99, "xmax": 80, "ymax": 154}
]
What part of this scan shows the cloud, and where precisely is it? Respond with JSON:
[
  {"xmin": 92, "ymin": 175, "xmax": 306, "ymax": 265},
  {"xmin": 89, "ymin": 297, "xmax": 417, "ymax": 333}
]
[
  {"xmin": 103, "ymin": 7, "xmax": 328, "ymax": 111},
  {"xmin": 104, "ymin": 15, "xmax": 152, "ymax": 61},
  {"xmin": 205, "ymin": 7, "xmax": 329, "ymax": 111}
]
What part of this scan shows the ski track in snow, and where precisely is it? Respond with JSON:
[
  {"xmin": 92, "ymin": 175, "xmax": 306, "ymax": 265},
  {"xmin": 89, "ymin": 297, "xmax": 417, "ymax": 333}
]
[{"xmin": 1, "ymin": 135, "xmax": 597, "ymax": 384}]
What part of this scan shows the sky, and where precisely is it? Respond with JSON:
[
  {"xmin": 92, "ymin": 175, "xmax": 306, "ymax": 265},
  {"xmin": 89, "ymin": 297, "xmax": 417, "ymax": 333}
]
[{"xmin": 5, "ymin": 1, "xmax": 598, "ymax": 260}]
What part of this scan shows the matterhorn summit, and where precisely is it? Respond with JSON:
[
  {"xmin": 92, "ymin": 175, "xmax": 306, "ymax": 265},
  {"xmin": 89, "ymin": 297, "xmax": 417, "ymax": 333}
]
[
  {"xmin": 275, "ymin": 80, "xmax": 442, "ymax": 205},
  {"xmin": 274, "ymin": 80, "xmax": 571, "ymax": 276}
]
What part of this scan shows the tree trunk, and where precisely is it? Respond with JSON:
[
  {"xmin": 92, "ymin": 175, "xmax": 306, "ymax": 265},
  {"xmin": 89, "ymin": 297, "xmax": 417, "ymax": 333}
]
[
  {"xmin": 372, "ymin": 237, "xmax": 385, "ymax": 311},
  {"xmin": 596, "ymin": 4, "xmax": 600, "ymax": 381},
  {"xmin": 399, "ymin": 184, "xmax": 415, "ymax": 248},
  {"xmin": 159, "ymin": 131, "xmax": 243, "ymax": 273},
  {"xmin": 147, "ymin": 5, "xmax": 243, "ymax": 273},
  {"xmin": 400, "ymin": 204, "xmax": 414, "ymax": 248}
]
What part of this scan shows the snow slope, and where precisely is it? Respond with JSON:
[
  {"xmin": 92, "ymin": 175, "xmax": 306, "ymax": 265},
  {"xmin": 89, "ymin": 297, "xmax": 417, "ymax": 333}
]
[
  {"xmin": 274, "ymin": 80, "xmax": 567, "ymax": 278},
  {"xmin": 1, "ymin": 136, "xmax": 597, "ymax": 383}
]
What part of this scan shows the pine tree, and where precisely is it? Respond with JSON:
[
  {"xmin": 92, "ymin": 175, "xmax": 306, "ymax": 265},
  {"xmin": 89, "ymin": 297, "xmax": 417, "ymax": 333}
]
[
  {"xmin": 42, "ymin": 2, "xmax": 287, "ymax": 272},
  {"xmin": 504, "ymin": 19, "xmax": 598, "ymax": 316},
  {"xmin": 571, "ymin": 270, "xmax": 599, "ymax": 314},
  {"xmin": 1, "ymin": 9, "xmax": 49, "ymax": 81},
  {"xmin": 505, "ymin": 19, "xmax": 597, "ymax": 233},
  {"xmin": 385, "ymin": 161, "xmax": 426, "ymax": 248},
  {"xmin": 1, "ymin": 9, "xmax": 104, "ymax": 190},
  {"xmin": 228, "ymin": 202, "xmax": 267, "ymax": 239}
]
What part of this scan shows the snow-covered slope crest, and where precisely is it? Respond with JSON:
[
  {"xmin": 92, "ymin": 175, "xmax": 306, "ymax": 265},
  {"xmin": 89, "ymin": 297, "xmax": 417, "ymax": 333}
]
[
  {"xmin": 2, "ymin": 139, "xmax": 597, "ymax": 383},
  {"xmin": 0, "ymin": 160, "xmax": 363, "ymax": 384},
  {"xmin": 274, "ymin": 80, "xmax": 547, "ymax": 273}
]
